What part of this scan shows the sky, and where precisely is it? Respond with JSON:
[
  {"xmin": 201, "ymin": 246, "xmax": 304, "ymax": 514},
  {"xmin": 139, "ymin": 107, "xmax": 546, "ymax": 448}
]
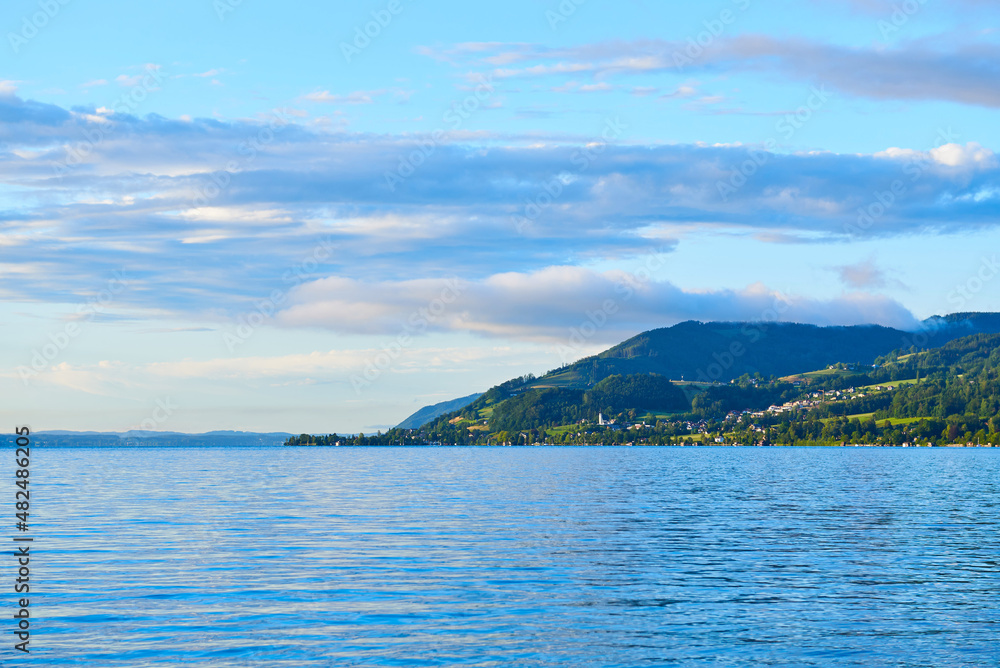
[{"xmin": 1, "ymin": 0, "xmax": 999, "ymax": 434}]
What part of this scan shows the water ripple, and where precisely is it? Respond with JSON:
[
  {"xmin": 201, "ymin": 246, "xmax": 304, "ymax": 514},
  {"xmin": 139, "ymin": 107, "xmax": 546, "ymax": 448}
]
[{"xmin": 20, "ymin": 446, "xmax": 1000, "ymax": 666}]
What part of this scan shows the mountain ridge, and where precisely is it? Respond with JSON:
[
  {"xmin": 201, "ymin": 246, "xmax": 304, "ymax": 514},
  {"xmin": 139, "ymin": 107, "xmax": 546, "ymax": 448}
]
[
  {"xmin": 388, "ymin": 313, "xmax": 1000, "ymax": 438},
  {"xmin": 395, "ymin": 393, "xmax": 483, "ymax": 429}
]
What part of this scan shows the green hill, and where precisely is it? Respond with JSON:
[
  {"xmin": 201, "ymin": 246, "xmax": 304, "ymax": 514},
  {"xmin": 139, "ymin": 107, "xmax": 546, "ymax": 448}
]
[
  {"xmin": 875, "ymin": 333, "xmax": 1000, "ymax": 423},
  {"xmin": 530, "ymin": 314, "xmax": 1000, "ymax": 389},
  {"xmin": 553, "ymin": 321, "xmax": 908, "ymax": 385},
  {"xmin": 395, "ymin": 393, "xmax": 482, "ymax": 429},
  {"xmin": 287, "ymin": 314, "xmax": 1000, "ymax": 446},
  {"xmin": 409, "ymin": 332, "xmax": 1000, "ymax": 446},
  {"xmin": 398, "ymin": 314, "xmax": 1000, "ymax": 430}
]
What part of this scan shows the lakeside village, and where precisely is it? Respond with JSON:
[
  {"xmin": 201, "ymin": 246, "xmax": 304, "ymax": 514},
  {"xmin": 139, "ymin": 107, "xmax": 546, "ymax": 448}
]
[
  {"xmin": 287, "ymin": 336, "xmax": 1000, "ymax": 448},
  {"xmin": 288, "ymin": 380, "xmax": 998, "ymax": 449},
  {"xmin": 465, "ymin": 386, "xmax": 993, "ymax": 447}
]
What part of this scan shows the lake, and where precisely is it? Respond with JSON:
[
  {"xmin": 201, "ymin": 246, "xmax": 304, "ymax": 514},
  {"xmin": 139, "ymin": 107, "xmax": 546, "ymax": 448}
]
[{"xmin": 21, "ymin": 446, "xmax": 1000, "ymax": 666}]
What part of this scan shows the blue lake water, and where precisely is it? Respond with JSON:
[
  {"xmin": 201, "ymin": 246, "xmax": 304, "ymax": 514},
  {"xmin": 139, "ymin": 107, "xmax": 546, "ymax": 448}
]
[{"xmin": 19, "ymin": 446, "xmax": 1000, "ymax": 666}]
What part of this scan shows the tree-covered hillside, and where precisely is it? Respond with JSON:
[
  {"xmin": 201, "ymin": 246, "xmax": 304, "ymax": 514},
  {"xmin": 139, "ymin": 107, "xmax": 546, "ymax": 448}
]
[
  {"xmin": 536, "ymin": 314, "xmax": 1000, "ymax": 388},
  {"xmin": 585, "ymin": 321, "xmax": 908, "ymax": 382},
  {"xmin": 877, "ymin": 334, "xmax": 1000, "ymax": 422},
  {"xmin": 287, "ymin": 322, "xmax": 1000, "ymax": 447}
]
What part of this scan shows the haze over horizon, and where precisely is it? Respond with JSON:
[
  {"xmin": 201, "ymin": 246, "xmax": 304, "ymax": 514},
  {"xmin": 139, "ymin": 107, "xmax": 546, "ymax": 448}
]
[{"xmin": 3, "ymin": 0, "xmax": 999, "ymax": 433}]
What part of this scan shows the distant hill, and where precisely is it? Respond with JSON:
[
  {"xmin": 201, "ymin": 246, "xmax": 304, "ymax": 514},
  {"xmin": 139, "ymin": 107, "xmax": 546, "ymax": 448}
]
[
  {"xmin": 286, "ymin": 313, "xmax": 1000, "ymax": 446},
  {"xmin": 394, "ymin": 314, "xmax": 1000, "ymax": 436},
  {"xmin": 539, "ymin": 316, "xmax": 1000, "ymax": 388},
  {"xmin": 921, "ymin": 312, "xmax": 1000, "ymax": 340},
  {"xmin": 412, "ymin": 322, "xmax": 932, "ymax": 439},
  {"xmin": 405, "ymin": 330, "xmax": 1000, "ymax": 445},
  {"xmin": 12, "ymin": 431, "xmax": 294, "ymax": 447},
  {"xmin": 538, "ymin": 321, "xmax": 910, "ymax": 387},
  {"xmin": 396, "ymin": 393, "xmax": 483, "ymax": 429}
]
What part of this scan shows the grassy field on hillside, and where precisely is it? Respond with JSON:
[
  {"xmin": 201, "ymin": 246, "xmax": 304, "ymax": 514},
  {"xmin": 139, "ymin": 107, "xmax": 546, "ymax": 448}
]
[
  {"xmin": 857, "ymin": 378, "xmax": 920, "ymax": 391},
  {"xmin": 821, "ymin": 413, "xmax": 931, "ymax": 426}
]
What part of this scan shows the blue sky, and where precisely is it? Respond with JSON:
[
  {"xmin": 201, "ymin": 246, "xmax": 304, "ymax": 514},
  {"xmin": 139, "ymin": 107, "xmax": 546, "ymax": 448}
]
[{"xmin": 2, "ymin": 0, "xmax": 999, "ymax": 433}]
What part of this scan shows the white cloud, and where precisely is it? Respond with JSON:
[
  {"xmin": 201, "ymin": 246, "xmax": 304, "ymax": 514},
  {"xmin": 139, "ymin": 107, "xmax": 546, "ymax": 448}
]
[
  {"xmin": 578, "ymin": 82, "xmax": 614, "ymax": 93},
  {"xmin": 277, "ymin": 266, "xmax": 919, "ymax": 342},
  {"xmin": 14, "ymin": 346, "xmax": 528, "ymax": 389},
  {"xmin": 661, "ymin": 85, "xmax": 698, "ymax": 99},
  {"xmin": 834, "ymin": 257, "xmax": 892, "ymax": 290},
  {"xmin": 302, "ymin": 89, "xmax": 384, "ymax": 104},
  {"xmin": 2, "ymin": 92, "xmax": 996, "ymax": 323},
  {"xmin": 492, "ymin": 62, "xmax": 595, "ymax": 79},
  {"xmin": 930, "ymin": 142, "xmax": 998, "ymax": 168},
  {"xmin": 115, "ymin": 74, "xmax": 143, "ymax": 87},
  {"xmin": 448, "ymin": 37, "xmax": 1000, "ymax": 108},
  {"xmin": 876, "ymin": 142, "xmax": 998, "ymax": 169},
  {"xmin": 174, "ymin": 206, "xmax": 296, "ymax": 224},
  {"xmin": 146, "ymin": 350, "xmax": 363, "ymax": 379}
]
